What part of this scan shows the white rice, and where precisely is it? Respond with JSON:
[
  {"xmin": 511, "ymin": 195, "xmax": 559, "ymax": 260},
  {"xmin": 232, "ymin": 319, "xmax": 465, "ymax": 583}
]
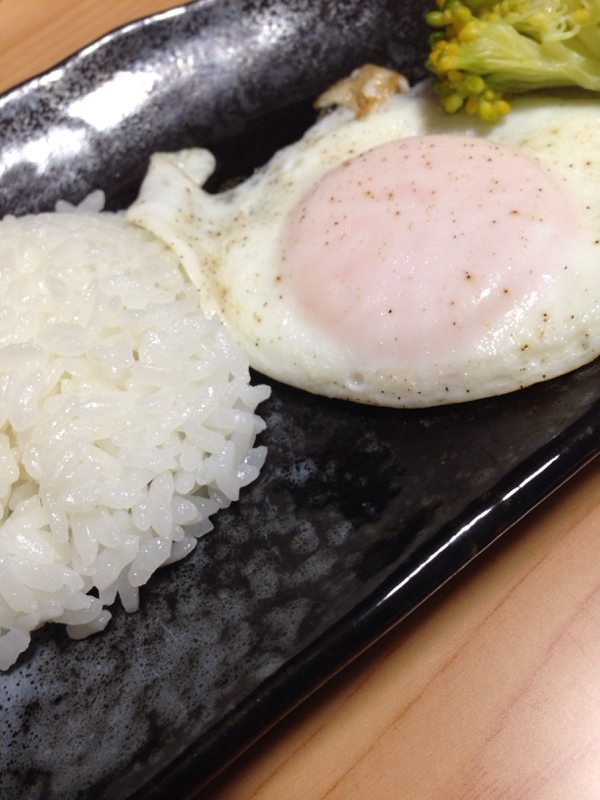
[{"xmin": 0, "ymin": 193, "xmax": 270, "ymax": 671}]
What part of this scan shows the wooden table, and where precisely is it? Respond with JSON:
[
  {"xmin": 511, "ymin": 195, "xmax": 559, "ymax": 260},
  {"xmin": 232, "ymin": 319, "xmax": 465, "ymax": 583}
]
[{"xmin": 4, "ymin": 2, "xmax": 600, "ymax": 798}]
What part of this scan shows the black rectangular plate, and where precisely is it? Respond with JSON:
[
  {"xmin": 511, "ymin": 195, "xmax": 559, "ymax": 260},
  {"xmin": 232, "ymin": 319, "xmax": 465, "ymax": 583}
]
[{"xmin": 1, "ymin": 1, "xmax": 600, "ymax": 798}]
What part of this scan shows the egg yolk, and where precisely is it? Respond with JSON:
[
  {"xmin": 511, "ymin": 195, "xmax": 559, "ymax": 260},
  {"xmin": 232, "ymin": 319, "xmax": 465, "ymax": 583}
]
[{"xmin": 279, "ymin": 134, "xmax": 580, "ymax": 366}]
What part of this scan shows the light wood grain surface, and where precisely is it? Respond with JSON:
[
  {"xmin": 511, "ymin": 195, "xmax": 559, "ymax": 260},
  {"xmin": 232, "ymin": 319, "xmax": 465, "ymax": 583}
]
[{"xmin": 4, "ymin": 2, "xmax": 600, "ymax": 798}]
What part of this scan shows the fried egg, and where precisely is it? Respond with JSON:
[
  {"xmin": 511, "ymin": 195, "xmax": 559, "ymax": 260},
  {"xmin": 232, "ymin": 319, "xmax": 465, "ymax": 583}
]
[{"xmin": 126, "ymin": 78, "xmax": 600, "ymax": 407}]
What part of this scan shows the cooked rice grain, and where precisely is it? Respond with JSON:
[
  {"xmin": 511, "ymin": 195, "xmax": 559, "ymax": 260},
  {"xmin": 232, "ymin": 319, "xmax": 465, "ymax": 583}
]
[{"xmin": 0, "ymin": 203, "xmax": 270, "ymax": 670}]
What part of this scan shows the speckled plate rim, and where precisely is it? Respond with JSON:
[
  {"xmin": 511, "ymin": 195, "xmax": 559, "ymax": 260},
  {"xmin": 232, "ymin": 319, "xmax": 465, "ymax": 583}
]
[
  {"xmin": 0, "ymin": 2, "xmax": 194, "ymax": 99},
  {"xmin": 135, "ymin": 400, "xmax": 600, "ymax": 797}
]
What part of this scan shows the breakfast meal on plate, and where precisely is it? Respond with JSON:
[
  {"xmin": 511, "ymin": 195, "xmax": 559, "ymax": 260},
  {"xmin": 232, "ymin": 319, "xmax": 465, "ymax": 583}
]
[
  {"xmin": 127, "ymin": 69, "xmax": 600, "ymax": 407},
  {"xmin": 2, "ymin": 0, "xmax": 599, "ymax": 671},
  {"xmin": 0, "ymin": 196, "xmax": 270, "ymax": 670}
]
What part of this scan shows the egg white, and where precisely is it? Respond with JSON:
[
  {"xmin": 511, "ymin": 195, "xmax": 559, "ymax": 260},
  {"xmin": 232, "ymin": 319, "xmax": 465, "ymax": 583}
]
[{"xmin": 126, "ymin": 81, "xmax": 600, "ymax": 407}]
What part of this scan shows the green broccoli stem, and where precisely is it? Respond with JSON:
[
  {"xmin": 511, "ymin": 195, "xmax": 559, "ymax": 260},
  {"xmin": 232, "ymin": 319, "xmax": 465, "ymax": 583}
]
[{"xmin": 426, "ymin": 0, "xmax": 600, "ymax": 121}]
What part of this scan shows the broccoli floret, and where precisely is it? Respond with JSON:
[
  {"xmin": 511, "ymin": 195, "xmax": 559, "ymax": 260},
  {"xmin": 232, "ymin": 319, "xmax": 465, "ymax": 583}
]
[{"xmin": 426, "ymin": 0, "xmax": 600, "ymax": 122}]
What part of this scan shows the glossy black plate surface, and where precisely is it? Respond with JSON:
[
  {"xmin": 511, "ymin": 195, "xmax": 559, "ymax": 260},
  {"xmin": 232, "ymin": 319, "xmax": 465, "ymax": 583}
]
[{"xmin": 2, "ymin": 1, "xmax": 600, "ymax": 798}]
